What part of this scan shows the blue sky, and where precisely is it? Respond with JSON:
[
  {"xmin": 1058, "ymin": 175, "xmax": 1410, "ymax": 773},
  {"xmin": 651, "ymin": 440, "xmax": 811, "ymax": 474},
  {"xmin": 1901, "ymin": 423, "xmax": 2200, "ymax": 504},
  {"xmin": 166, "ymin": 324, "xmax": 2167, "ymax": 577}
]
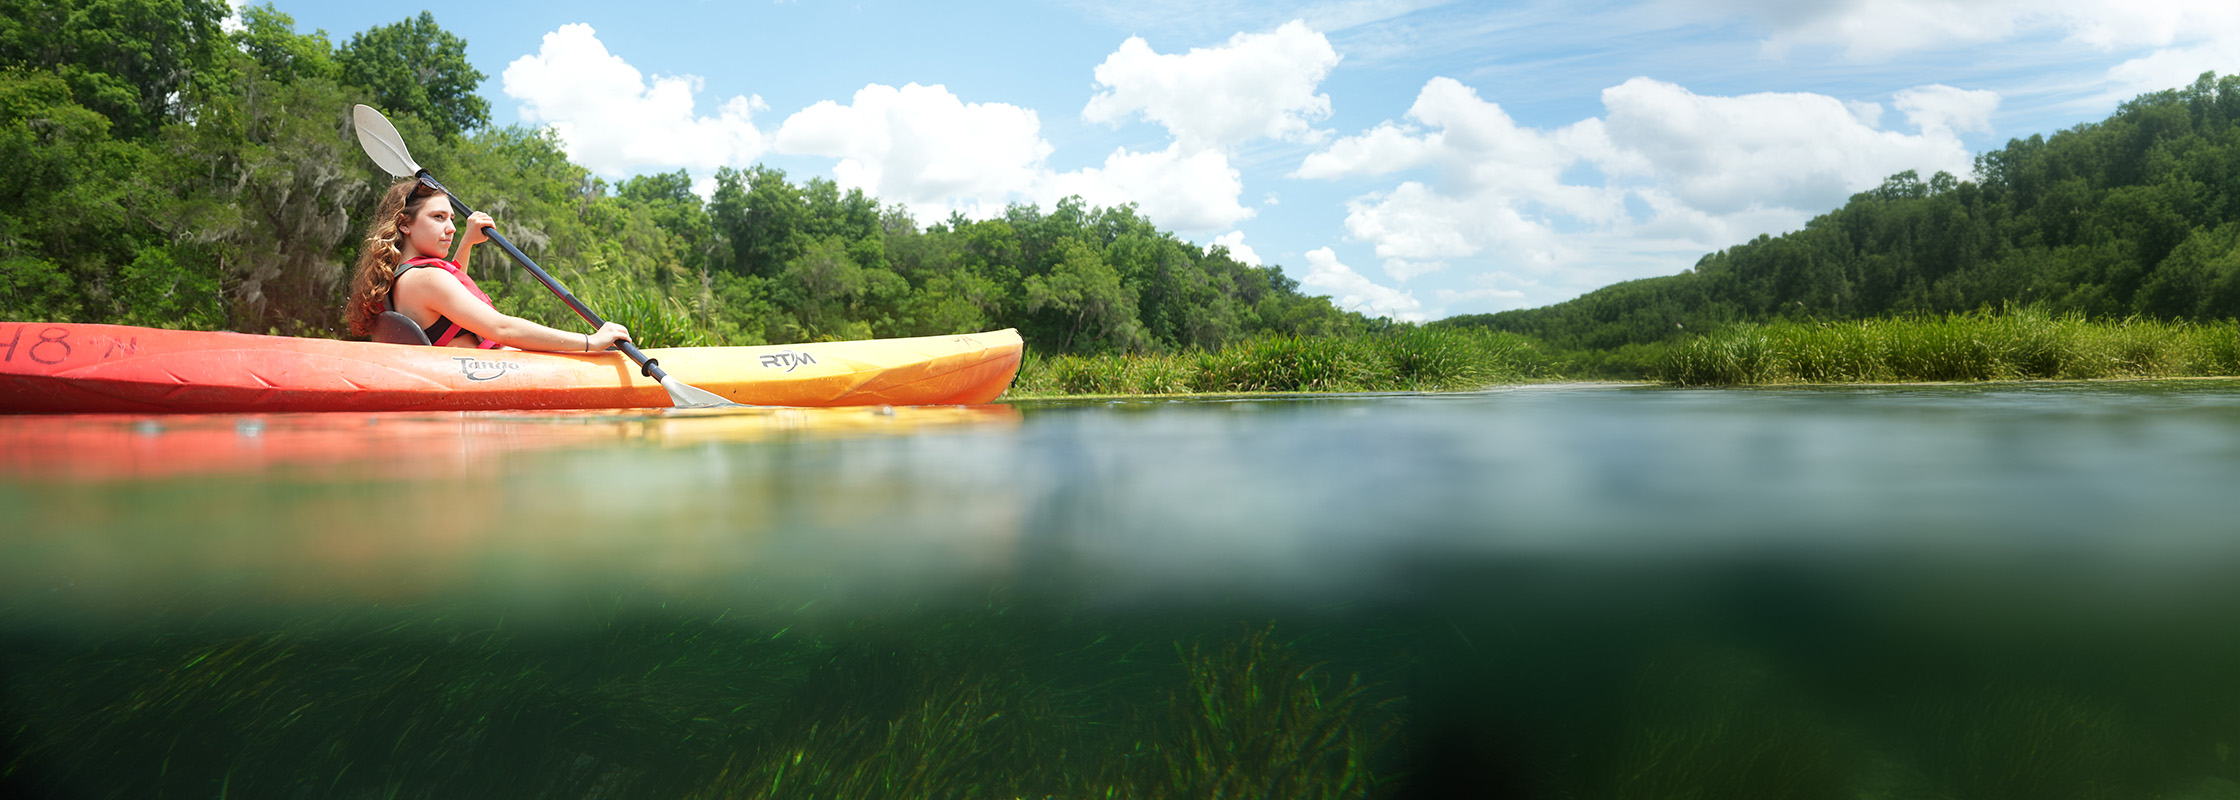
[{"xmin": 250, "ymin": 0, "xmax": 2240, "ymax": 320}]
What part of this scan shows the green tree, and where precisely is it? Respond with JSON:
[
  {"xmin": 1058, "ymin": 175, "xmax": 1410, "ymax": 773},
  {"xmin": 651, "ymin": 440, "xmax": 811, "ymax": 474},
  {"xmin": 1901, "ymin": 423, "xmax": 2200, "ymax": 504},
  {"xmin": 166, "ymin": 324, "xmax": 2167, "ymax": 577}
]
[
  {"xmin": 0, "ymin": 70, "xmax": 165, "ymax": 323},
  {"xmin": 161, "ymin": 44, "xmax": 378, "ymax": 334},
  {"xmin": 618, "ymin": 169, "xmax": 713, "ymax": 276},
  {"xmin": 899, "ymin": 269, "xmax": 1002, "ymax": 337},
  {"xmin": 2135, "ymin": 222, "xmax": 2240, "ymax": 318},
  {"xmin": 1024, "ymin": 239, "xmax": 1147, "ymax": 353},
  {"xmin": 336, "ymin": 11, "xmax": 488, "ymax": 139},
  {"xmin": 709, "ymin": 165, "xmax": 808, "ymax": 278},
  {"xmin": 232, "ymin": 3, "xmax": 337, "ymax": 84},
  {"xmin": 773, "ymin": 235, "xmax": 869, "ymax": 340},
  {"xmin": 0, "ymin": 0, "xmax": 230, "ymax": 138}
]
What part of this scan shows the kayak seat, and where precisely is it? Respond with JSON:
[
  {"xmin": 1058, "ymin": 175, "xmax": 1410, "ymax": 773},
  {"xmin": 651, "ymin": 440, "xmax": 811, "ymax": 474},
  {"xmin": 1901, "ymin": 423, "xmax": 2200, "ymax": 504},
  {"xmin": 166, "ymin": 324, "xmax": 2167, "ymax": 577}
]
[{"xmin": 370, "ymin": 311, "xmax": 433, "ymax": 346}]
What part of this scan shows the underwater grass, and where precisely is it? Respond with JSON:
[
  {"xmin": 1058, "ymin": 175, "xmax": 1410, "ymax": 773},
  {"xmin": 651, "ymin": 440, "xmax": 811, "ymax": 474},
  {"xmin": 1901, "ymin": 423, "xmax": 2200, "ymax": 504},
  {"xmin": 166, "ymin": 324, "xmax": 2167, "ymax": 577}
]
[
  {"xmin": 13, "ymin": 602, "xmax": 2240, "ymax": 798},
  {"xmin": 1599, "ymin": 647, "xmax": 1853, "ymax": 800},
  {"xmin": 1148, "ymin": 624, "xmax": 1397, "ymax": 800},
  {"xmin": 1659, "ymin": 310, "xmax": 2240, "ymax": 386},
  {"xmin": 2, "ymin": 605, "xmax": 1406, "ymax": 800},
  {"xmin": 1899, "ymin": 683, "xmax": 2162, "ymax": 800},
  {"xmin": 3, "ymin": 607, "xmax": 820, "ymax": 798},
  {"xmin": 684, "ymin": 640, "xmax": 1076, "ymax": 799},
  {"xmin": 1012, "ymin": 328, "xmax": 1558, "ymax": 397}
]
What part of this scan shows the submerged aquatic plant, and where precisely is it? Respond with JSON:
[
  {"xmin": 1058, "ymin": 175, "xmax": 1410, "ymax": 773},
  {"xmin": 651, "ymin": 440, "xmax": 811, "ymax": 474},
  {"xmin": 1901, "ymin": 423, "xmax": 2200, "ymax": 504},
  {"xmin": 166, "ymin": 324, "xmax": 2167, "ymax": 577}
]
[
  {"xmin": 5, "ymin": 605, "xmax": 1405, "ymax": 800},
  {"xmin": 1902, "ymin": 683, "xmax": 2158, "ymax": 800},
  {"xmin": 1143, "ymin": 624, "xmax": 1398, "ymax": 800},
  {"xmin": 1599, "ymin": 648, "xmax": 1853, "ymax": 800},
  {"xmin": 686, "ymin": 641, "xmax": 1072, "ymax": 799},
  {"xmin": 3, "ymin": 606, "xmax": 829, "ymax": 798},
  {"xmin": 689, "ymin": 623, "xmax": 1402, "ymax": 800}
]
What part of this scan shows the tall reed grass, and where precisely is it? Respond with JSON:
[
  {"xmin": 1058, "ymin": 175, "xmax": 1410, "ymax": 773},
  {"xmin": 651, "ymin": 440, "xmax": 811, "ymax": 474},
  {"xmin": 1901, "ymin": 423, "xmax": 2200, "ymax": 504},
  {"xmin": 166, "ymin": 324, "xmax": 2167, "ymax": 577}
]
[
  {"xmin": 549, "ymin": 261, "xmax": 719, "ymax": 348},
  {"xmin": 599, "ymin": 287, "xmax": 717, "ymax": 348},
  {"xmin": 1011, "ymin": 328, "xmax": 1558, "ymax": 396},
  {"xmin": 1660, "ymin": 310, "xmax": 2240, "ymax": 386}
]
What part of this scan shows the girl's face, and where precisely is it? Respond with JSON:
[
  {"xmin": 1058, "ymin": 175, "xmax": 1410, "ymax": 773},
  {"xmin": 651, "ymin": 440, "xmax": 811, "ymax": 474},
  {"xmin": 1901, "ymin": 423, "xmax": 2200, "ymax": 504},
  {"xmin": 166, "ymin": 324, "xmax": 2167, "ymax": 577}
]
[{"xmin": 399, "ymin": 194, "xmax": 455, "ymax": 259}]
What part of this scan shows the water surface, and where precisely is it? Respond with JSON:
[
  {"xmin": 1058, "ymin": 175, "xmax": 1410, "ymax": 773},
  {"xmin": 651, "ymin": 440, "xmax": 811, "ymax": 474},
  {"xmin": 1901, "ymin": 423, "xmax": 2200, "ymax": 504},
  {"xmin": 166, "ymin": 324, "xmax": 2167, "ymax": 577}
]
[{"xmin": 6, "ymin": 382, "xmax": 2240, "ymax": 798}]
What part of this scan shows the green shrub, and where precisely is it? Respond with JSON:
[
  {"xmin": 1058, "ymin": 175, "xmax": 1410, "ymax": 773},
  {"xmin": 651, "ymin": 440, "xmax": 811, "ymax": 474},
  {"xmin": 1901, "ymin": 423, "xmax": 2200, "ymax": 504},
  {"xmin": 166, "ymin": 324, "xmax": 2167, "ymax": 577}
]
[{"xmin": 1010, "ymin": 329, "xmax": 1555, "ymax": 397}]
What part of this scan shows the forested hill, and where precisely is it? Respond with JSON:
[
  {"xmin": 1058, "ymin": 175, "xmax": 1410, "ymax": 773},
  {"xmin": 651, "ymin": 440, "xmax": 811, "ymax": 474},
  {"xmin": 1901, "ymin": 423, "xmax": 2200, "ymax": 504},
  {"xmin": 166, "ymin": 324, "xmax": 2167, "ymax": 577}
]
[
  {"xmin": 1437, "ymin": 73, "xmax": 2240, "ymax": 352},
  {"xmin": 0, "ymin": 1, "xmax": 1366, "ymax": 354}
]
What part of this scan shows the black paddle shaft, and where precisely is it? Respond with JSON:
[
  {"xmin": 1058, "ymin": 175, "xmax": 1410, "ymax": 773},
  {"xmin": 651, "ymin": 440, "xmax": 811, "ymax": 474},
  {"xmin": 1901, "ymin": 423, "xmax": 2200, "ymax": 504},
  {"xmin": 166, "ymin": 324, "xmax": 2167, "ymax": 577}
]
[{"xmin": 424, "ymin": 171, "xmax": 668, "ymax": 381}]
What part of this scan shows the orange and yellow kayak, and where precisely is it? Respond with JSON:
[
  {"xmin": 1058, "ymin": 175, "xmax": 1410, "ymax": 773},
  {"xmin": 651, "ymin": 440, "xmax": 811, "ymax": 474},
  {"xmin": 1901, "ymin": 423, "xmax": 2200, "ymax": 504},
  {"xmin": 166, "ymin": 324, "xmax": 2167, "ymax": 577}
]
[{"xmin": 0, "ymin": 323, "xmax": 1023, "ymax": 413}]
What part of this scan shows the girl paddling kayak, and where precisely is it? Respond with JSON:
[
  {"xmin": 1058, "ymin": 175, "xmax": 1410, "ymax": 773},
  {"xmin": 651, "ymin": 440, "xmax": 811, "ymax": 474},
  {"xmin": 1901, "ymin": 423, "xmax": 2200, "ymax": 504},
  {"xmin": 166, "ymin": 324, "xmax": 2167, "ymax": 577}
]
[{"xmin": 344, "ymin": 177, "xmax": 630, "ymax": 352}]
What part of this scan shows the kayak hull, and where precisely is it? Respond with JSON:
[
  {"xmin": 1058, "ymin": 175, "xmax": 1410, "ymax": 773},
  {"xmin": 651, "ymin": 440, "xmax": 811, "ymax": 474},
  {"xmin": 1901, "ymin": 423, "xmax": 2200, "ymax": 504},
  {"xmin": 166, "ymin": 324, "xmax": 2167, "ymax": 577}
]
[{"xmin": 0, "ymin": 323, "xmax": 1023, "ymax": 413}]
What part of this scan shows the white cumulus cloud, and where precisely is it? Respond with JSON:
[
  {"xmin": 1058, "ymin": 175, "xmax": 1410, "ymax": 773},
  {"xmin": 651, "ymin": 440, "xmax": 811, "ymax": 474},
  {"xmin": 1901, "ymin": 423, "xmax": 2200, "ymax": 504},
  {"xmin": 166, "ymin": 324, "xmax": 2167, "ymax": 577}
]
[
  {"xmin": 1436, "ymin": 285, "xmax": 1527, "ymax": 306},
  {"xmin": 1893, "ymin": 84, "xmax": 2001, "ymax": 138},
  {"xmin": 1300, "ymin": 74, "xmax": 1994, "ymax": 309},
  {"xmin": 1670, "ymin": 0, "xmax": 2239, "ymax": 111},
  {"xmin": 1048, "ymin": 145, "xmax": 1255, "ymax": 233},
  {"xmin": 1301, "ymin": 247, "xmax": 1425, "ymax": 321},
  {"xmin": 775, "ymin": 83, "xmax": 1052, "ymax": 219},
  {"xmin": 1339, "ymin": 181, "xmax": 1559, "ymax": 278},
  {"xmin": 1301, "ymin": 76, "xmax": 1620, "ymax": 275},
  {"xmin": 2104, "ymin": 41, "xmax": 2240, "ymax": 101},
  {"xmin": 765, "ymin": 82, "xmax": 1254, "ymax": 232},
  {"xmin": 1209, "ymin": 231, "xmax": 1263, "ymax": 266},
  {"xmin": 1596, "ymin": 77, "xmax": 1981, "ymax": 215},
  {"xmin": 502, "ymin": 24, "xmax": 767, "ymax": 179},
  {"xmin": 495, "ymin": 26, "xmax": 1263, "ymax": 233},
  {"xmin": 1294, "ymin": 119, "xmax": 1439, "ymax": 177},
  {"xmin": 1083, "ymin": 19, "xmax": 1342, "ymax": 153},
  {"xmin": 1688, "ymin": 0, "xmax": 2240, "ymax": 60}
]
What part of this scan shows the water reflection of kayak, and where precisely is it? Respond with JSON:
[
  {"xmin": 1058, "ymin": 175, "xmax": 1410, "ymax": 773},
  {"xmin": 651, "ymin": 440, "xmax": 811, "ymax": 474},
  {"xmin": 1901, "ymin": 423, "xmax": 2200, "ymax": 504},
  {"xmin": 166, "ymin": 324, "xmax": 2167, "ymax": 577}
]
[
  {"xmin": 0, "ymin": 323, "xmax": 1022, "ymax": 412},
  {"xmin": 0, "ymin": 405, "xmax": 1023, "ymax": 481}
]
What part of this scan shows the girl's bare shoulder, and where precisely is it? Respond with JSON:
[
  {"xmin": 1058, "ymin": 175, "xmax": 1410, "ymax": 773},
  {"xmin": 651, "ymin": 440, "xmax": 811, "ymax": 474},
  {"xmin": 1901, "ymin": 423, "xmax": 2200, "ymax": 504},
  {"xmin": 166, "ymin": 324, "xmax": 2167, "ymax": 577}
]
[{"xmin": 396, "ymin": 265, "xmax": 464, "ymax": 290}]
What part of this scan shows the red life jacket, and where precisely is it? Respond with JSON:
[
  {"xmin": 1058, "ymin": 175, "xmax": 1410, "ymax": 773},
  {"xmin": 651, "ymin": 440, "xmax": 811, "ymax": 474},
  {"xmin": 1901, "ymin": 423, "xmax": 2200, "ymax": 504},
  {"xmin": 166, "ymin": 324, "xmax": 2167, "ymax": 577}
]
[{"xmin": 391, "ymin": 256, "xmax": 503, "ymax": 349}]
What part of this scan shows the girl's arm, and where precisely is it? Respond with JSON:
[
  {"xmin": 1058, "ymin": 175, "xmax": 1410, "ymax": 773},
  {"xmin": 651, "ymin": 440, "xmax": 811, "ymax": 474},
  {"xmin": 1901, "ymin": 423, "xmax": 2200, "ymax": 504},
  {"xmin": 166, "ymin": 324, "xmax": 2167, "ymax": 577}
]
[
  {"xmin": 453, "ymin": 210, "xmax": 495, "ymax": 271},
  {"xmin": 399, "ymin": 268, "xmax": 631, "ymax": 352}
]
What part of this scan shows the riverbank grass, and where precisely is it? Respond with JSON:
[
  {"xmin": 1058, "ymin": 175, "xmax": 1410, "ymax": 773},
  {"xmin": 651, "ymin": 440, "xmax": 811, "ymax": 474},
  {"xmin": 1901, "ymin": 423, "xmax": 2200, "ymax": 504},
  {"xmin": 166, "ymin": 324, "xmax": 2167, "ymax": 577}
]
[
  {"xmin": 1011, "ymin": 328, "xmax": 1558, "ymax": 396},
  {"xmin": 1660, "ymin": 311, "xmax": 2240, "ymax": 386}
]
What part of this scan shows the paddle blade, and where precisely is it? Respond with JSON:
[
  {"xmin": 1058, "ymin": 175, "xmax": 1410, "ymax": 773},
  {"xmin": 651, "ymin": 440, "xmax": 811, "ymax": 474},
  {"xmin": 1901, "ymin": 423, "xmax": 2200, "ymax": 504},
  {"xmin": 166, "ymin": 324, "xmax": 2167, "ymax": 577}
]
[
  {"xmin": 352, "ymin": 104, "xmax": 420, "ymax": 177},
  {"xmin": 658, "ymin": 375, "xmax": 746, "ymax": 410}
]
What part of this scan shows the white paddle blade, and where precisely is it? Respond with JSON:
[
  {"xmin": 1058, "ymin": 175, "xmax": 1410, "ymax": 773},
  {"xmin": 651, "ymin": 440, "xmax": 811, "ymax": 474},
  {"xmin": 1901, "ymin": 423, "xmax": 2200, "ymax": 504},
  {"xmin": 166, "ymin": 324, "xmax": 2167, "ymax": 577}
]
[
  {"xmin": 352, "ymin": 104, "xmax": 419, "ymax": 178},
  {"xmin": 658, "ymin": 375, "xmax": 745, "ymax": 409}
]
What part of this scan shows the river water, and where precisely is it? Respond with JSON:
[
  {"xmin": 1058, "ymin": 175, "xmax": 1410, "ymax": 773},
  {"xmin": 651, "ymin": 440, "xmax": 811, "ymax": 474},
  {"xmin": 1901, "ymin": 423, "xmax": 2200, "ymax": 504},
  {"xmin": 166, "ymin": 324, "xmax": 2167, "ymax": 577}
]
[{"xmin": 5, "ymin": 382, "xmax": 2240, "ymax": 798}]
